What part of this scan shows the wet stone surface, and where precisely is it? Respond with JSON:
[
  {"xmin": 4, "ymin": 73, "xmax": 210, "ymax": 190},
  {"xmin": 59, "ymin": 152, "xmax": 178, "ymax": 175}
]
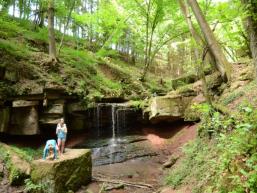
[{"xmin": 76, "ymin": 136, "xmax": 158, "ymax": 166}]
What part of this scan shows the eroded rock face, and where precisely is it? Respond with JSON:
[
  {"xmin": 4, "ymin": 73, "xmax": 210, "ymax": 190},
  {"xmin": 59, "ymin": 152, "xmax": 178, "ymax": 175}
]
[
  {"xmin": 0, "ymin": 107, "xmax": 10, "ymax": 132},
  {"xmin": 31, "ymin": 148, "xmax": 92, "ymax": 193},
  {"xmin": 148, "ymin": 94, "xmax": 194, "ymax": 123},
  {"xmin": 8, "ymin": 100, "xmax": 39, "ymax": 135}
]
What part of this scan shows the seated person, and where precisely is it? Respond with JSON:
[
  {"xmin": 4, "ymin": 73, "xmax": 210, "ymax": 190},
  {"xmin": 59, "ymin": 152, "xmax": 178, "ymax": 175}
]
[{"xmin": 43, "ymin": 139, "xmax": 59, "ymax": 160}]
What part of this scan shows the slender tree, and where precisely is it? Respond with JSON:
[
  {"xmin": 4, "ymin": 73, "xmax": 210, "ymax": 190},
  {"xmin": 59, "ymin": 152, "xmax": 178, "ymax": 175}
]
[
  {"xmin": 178, "ymin": 0, "xmax": 216, "ymax": 70},
  {"xmin": 187, "ymin": 0, "xmax": 232, "ymax": 81},
  {"xmin": 58, "ymin": 0, "xmax": 76, "ymax": 55},
  {"xmin": 242, "ymin": 0, "xmax": 257, "ymax": 77},
  {"xmin": 48, "ymin": 0, "xmax": 57, "ymax": 62}
]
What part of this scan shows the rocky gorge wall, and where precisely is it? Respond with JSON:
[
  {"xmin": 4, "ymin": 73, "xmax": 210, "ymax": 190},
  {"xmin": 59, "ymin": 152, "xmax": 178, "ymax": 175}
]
[{"xmin": 0, "ymin": 87, "xmax": 143, "ymax": 136}]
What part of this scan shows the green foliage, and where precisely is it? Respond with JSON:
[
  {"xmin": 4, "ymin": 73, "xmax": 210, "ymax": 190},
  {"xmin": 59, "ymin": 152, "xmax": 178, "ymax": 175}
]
[
  {"xmin": 223, "ymin": 90, "xmax": 245, "ymax": 105},
  {"xmin": 0, "ymin": 16, "xmax": 25, "ymax": 38},
  {"xmin": 0, "ymin": 39, "xmax": 30, "ymax": 58},
  {"xmin": 24, "ymin": 179, "xmax": 45, "ymax": 193},
  {"xmin": 9, "ymin": 146, "xmax": 43, "ymax": 161},
  {"xmin": 128, "ymin": 100, "xmax": 146, "ymax": 110},
  {"xmin": 166, "ymin": 104, "xmax": 257, "ymax": 193},
  {"xmin": 166, "ymin": 138, "xmax": 216, "ymax": 191}
]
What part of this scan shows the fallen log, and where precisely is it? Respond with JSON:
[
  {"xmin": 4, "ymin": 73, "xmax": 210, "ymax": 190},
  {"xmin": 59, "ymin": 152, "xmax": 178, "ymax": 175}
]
[{"xmin": 92, "ymin": 176, "xmax": 154, "ymax": 189}]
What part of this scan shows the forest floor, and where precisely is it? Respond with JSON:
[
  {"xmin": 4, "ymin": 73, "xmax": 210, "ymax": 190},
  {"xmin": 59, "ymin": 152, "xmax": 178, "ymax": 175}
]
[{"xmin": 67, "ymin": 123, "xmax": 198, "ymax": 193}]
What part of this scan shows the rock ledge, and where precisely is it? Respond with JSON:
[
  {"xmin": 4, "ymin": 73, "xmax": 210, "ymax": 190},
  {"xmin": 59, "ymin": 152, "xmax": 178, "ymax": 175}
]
[{"xmin": 31, "ymin": 148, "xmax": 92, "ymax": 193}]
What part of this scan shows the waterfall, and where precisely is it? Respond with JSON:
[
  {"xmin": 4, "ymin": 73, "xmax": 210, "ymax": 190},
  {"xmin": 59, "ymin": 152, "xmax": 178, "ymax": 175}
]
[
  {"xmin": 96, "ymin": 104, "xmax": 101, "ymax": 137},
  {"xmin": 111, "ymin": 104, "xmax": 116, "ymax": 139}
]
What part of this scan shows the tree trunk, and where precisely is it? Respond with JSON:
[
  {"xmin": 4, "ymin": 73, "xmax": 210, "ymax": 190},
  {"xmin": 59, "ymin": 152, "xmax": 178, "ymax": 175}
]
[
  {"xmin": 48, "ymin": 0, "xmax": 57, "ymax": 61},
  {"xmin": 12, "ymin": 0, "xmax": 16, "ymax": 17},
  {"xmin": 179, "ymin": 0, "xmax": 216, "ymax": 68},
  {"xmin": 18, "ymin": 0, "xmax": 23, "ymax": 18},
  {"xmin": 242, "ymin": 0, "xmax": 257, "ymax": 77},
  {"xmin": 187, "ymin": 0, "xmax": 232, "ymax": 81},
  {"xmin": 58, "ymin": 0, "xmax": 76, "ymax": 55},
  {"xmin": 141, "ymin": 0, "xmax": 151, "ymax": 81},
  {"xmin": 200, "ymin": 46, "xmax": 212, "ymax": 106}
]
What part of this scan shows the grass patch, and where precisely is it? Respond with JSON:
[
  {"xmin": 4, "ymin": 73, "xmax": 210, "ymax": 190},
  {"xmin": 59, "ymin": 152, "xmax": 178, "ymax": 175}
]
[
  {"xmin": 9, "ymin": 145, "xmax": 43, "ymax": 162},
  {"xmin": 223, "ymin": 90, "xmax": 245, "ymax": 105},
  {"xmin": 0, "ymin": 39, "xmax": 30, "ymax": 58}
]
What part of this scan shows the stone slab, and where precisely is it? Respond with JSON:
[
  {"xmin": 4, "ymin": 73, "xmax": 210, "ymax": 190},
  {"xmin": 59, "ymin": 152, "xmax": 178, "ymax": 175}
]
[
  {"xmin": 31, "ymin": 148, "xmax": 92, "ymax": 193},
  {"xmin": 12, "ymin": 100, "xmax": 39, "ymax": 107}
]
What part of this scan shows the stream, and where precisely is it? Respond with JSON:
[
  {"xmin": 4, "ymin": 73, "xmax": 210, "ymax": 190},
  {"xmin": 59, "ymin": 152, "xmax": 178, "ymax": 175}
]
[{"xmin": 69, "ymin": 103, "xmax": 197, "ymax": 193}]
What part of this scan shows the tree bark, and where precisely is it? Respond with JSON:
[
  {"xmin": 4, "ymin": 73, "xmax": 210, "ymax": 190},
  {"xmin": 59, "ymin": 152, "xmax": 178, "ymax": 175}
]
[
  {"xmin": 187, "ymin": 0, "xmax": 232, "ymax": 81},
  {"xmin": 48, "ymin": 0, "xmax": 57, "ymax": 61},
  {"xmin": 242, "ymin": 0, "xmax": 257, "ymax": 77},
  {"xmin": 179, "ymin": 0, "xmax": 212, "ymax": 61},
  {"xmin": 58, "ymin": 0, "xmax": 76, "ymax": 55}
]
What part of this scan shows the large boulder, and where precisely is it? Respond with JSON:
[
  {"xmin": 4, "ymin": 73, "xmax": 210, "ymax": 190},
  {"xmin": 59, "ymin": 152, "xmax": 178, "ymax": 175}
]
[
  {"xmin": 31, "ymin": 148, "xmax": 92, "ymax": 193},
  {"xmin": 148, "ymin": 94, "xmax": 194, "ymax": 123}
]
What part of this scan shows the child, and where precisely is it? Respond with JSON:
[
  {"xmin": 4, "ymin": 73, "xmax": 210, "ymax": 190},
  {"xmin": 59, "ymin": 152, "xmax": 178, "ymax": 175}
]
[
  {"xmin": 43, "ymin": 139, "xmax": 59, "ymax": 160},
  {"xmin": 56, "ymin": 118, "xmax": 68, "ymax": 155}
]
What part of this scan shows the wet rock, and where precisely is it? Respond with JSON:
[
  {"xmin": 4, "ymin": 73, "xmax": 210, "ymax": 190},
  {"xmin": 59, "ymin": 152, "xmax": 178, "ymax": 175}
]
[
  {"xmin": 67, "ymin": 102, "xmax": 88, "ymax": 131},
  {"xmin": 89, "ymin": 137, "xmax": 157, "ymax": 166},
  {"xmin": 31, "ymin": 148, "xmax": 92, "ymax": 193}
]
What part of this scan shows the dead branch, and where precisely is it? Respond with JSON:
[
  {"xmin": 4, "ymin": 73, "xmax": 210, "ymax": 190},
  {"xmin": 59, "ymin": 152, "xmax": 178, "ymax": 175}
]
[{"xmin": 92, "ymin": 176, "xmax": 154, "ymax": 189}]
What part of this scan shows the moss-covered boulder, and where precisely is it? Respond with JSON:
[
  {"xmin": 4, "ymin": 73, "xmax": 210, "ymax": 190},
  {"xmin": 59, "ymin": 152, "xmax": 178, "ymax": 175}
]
[
  {"xmin": 148, "ymin": 94, "xmax": 194, "ymax": 123},
  {"xmin": 0, "ymin": 143, "xmax": 31, "ymax": 185},
  {"xmin": 31, "ymin": 148, "xmax": 92, "ymax": 193}
]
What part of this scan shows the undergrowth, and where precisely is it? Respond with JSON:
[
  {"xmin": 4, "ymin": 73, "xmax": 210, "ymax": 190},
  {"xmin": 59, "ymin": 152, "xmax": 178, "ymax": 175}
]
[{"xmin": 166, "ymin": 103, "xmax": 257, "ymax": 193}]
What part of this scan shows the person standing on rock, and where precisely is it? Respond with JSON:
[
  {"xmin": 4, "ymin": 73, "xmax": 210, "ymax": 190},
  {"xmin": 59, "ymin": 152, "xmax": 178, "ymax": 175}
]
[{"xmin": 56, "ymin": 118, "xmax": 68, "ymax": 155}]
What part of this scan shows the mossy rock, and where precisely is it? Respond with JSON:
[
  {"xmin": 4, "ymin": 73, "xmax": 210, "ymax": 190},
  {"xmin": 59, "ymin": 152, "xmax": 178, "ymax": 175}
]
[
  {"xmin": 206, "ymin": 72, "xmax": 223, "ymax": 89},
  {"xmin": 183, "ymin": 104, "xmax": 200, "ymax": 122},
  {"xmin": 171, "ymin": 74, "xmax": 198, "ymax": 89},
  {"xmin": 31, "ymin": 148, "xmax": 92, "ymax": 193},
  {"xmin": 0, "ymin": 143, "xmax": 31, "ymax": 186}
]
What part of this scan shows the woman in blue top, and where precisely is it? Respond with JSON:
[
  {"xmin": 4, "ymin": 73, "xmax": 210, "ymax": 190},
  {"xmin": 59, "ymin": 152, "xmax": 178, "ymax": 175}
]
[
  {"xmin": 43, "ymin": 139, "xmax": 58, "ymax": 160},
  {"xmin": 56, "ymin": 118, "xmax": 68, "ymax": 155}
]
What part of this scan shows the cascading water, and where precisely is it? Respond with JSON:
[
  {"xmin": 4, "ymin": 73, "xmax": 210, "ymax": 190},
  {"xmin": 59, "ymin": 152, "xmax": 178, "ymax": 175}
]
[
  {"xmin": 96, "ymin": 103, "xmax": 101, "ymax": 137},
  {"xmin": 111, "ymin": 104, "xmax": 116, "ymax": 140},
  {"xmin": 109, "ymin": 103, "xmax": 128, "ymax": 163},
  {"xmin": 88, "ymin": 102, "xmax": 143, "ymax": 165}
]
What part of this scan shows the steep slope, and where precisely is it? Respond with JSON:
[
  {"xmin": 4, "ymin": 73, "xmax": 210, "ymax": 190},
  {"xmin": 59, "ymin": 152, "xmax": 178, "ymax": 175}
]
[
  {"xmin": 0, "ymin": 16, "xmax": 169, "ymax": 103},
  {"xmin": 164, "ymin": 61, "xmax": 257, "ymax": 193}
]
